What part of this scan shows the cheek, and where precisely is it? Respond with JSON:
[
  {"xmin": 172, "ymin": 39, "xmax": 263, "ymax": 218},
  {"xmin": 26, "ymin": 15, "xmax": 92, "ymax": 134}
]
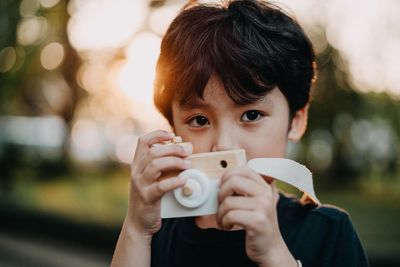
[
  {"xmin": 243, "ymin": 125, "xmax": 288, "ymax": 159},
  {"xmin": 173, "ymin": 128, "xmax": 211, "ymax": 154},
  {"xmin": 184, "ymin": 136, "xmax": 210, "ymax": 153}
]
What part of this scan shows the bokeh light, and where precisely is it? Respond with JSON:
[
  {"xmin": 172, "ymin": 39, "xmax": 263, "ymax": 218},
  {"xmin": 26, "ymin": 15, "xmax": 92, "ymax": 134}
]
[
  {"xmin": 19, "ymin": 0, "xmax": 40, "ymax": 17},
  {"xmin": 306, "ymin": 129, "xmax": 334, "ymax": 173},
  {"xmin": 115, "ymin": 134, "xmax": 138, "ymax": 164},
  {"xmin": 70, "ymin": 118, "xmax": 106, "ymax": 161},
  {"xmin": 40, "ymin": 0, "xmax": 61, "ymax": 9},
  {"xmin": 17, "ymin": 16, "xmax": 48, "ymax": 46},
  {"xmin": 40, "ymin": 42, "xmax": 65, "ymax": 70},
  {"xmin": 0, "ymin": 47, "xmax": 17, "ymax": 73}
]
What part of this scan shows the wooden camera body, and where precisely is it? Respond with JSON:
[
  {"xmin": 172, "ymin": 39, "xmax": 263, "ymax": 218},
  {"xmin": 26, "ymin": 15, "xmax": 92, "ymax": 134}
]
[{"xmin": 160, "ymin": 140, "xmax": 247, "ymax": 218}]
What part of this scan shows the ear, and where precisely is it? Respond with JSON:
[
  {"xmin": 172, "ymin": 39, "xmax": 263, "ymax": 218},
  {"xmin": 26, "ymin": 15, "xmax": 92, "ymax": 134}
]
[{"xmin": 288, "ymin": 104, "xmax": 309, "ymax": 142}]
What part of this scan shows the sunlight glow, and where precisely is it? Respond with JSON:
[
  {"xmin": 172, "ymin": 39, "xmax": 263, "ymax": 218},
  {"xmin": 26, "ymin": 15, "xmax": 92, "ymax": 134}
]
[
  {"xmin": 118, "ymin": 31, "xmax": 161, "ymax": 105},
  {"xmin": 149, "ymin": 5, "xmax": 181, "ymax": 36},
  {"xmin": 274, "ymin": 0, "xmax": 400, "ymax": 96},
  {"xmin": 67, "ymin": 0, "xmax": 148, "ymax": 51},
  {"xmin": 65, "ymin": 0, "xmax": 400, "ymax": 163},
  {"xmin": 324, "ymin": 0, "xmax": 400, "ymax": 96}
]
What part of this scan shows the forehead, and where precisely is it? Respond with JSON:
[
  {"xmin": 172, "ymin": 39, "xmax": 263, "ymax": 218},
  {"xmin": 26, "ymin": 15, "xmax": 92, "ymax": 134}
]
[
  {"xmin": 175, "ymin": 76, "xmax": 276, "ymax": 111},
  {"xmin": 175, "ymin": 76, "xmax": 231, "ymax": 110}
]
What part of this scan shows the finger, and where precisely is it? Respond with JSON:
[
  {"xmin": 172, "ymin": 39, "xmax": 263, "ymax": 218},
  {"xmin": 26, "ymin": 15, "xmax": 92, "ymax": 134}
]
[
  {"xmin": 221, "ymin": 166, "xmax": 265, "ymax": 187},
  {"xmin": 140, "ymin": 143, "xmax": 193, "ymax": 170},
  {"xmin": 218, "ymin": 175, "xmax": 262, "ymax": 202},
  {"xmin": 136, "ymin": 130, "xmax": 175, "ymax": 150},
  {"xmin": 133, "ymin": 131, "xmax": 179, "ymax": 173},
  {"xmin": 152, "ymin": 142, "xmax": 193, "ymax": 158},
  {"xmin": 145, "ymin": 176, "xmax": 187, "ymax": 204},
  {"xmin": 220, "ymin": 209, "xmax": 265, "ymax": 232},
  {"xmin": 271, "ymin": 183, "xmax": 280, "ymax": 204},
  {"xmin": 141, "ymin": 156, "xmax": 191, "ymax": 184},
  {"xmin": 217, "ymin": 196, "xmax": 254, "ymax": 228}
]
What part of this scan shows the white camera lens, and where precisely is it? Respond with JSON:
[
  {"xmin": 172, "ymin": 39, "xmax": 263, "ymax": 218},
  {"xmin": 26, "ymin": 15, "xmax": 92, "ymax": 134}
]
[{"xmin": 174, "ymin": 169, "xmax": 210, "ymax": 208}]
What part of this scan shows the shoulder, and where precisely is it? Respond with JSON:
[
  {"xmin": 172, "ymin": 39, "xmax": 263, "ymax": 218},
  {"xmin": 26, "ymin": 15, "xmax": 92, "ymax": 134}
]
[
  {"xmin": 312, "ymin": 204, "xmax": 350, "ymax": 222},
  {"xmin": 278, "ymin": 193, "xmax": 369, "ymax": 266},
  {"xmin": 278, "ymin": 193, "xmax": 352, "ymax": 226},
  {"xmin": 278, "ymin": 193, "xmax": 363, "ymax": 244}
]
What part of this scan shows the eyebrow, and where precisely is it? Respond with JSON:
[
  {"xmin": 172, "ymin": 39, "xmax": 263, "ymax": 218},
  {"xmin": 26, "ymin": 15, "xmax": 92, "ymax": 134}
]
[
  {"xmin": 178, "ymin": 97, "xmax": 210, "ymax": 111},
  {"xmin": 177, "ymin": 94, "xmax": 274, "ymax": 112}
]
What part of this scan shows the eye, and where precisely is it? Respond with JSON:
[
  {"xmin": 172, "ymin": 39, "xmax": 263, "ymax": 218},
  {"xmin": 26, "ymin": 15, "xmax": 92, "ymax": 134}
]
[
  {"xmin": 241, "ymin": 110, "xmax": 264, "ymax": 122},
  {"xmin": 187, "ymin": 115, "xmax": 209, "ymax": 127}
]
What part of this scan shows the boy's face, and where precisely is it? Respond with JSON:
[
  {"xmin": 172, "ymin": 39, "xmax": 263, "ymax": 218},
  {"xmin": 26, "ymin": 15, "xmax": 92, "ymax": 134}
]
[{"xmin": 171, "ymin": 75, "xmax": 307, "ymax": 160}]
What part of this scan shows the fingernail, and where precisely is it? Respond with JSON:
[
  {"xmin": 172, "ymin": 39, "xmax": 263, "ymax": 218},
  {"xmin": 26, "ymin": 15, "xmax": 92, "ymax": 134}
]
[
  {"xmin": 183, "ymin": 160, "xmax": 191, "ymax": 167},
  {"xmin": 173, "ymin": 136, "xmax": 182, "ymax": 143}
]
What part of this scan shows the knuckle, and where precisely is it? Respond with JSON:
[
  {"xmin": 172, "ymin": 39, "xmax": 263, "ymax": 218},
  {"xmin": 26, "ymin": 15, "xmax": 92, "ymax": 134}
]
[
  {"xmin": 156, "ymin": 181, "xmax": 167, "ymax": 195},
  {"xmin": 148, "ymin": 158, "xmax": 159, "ymax": 169},
  {"xmin": 225, "ymin": 210, "xmax": 235, "ymax": 221},
  {"xmin": 230, "ymin": 175, "xmax": 241, "ymax": 185},
  {"xmin": 255, "ymin": 197, "xmax": 267, "ymax": 210},
  {"xmin": 169, "ymin": 157, "xmax": 183, "ymax": 168},
  {"xmin": 177, "ymin": 157, "xmax": 186, "ymax": 166},
  {"xmin": 148, "ymin": 147, "xmax": 158, "ymax": 158},
  {"xmin": 175, "ymin": 145, "xmax": 186, "ymax": 155},
  {"xmin": 254, "ymin": 212, "xmax": 266, "ymax": 224},
  {"xmin": 137, "ymin": 135, "xmax": 146, "ymax": 145},
  {"xmin": 217, "ymin": 190, "xmax": 225, "ymax": 202}
]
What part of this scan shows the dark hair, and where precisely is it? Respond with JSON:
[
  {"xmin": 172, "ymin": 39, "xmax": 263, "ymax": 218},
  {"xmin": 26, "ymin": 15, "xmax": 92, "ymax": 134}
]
[{"xmin": 154, "ymin": 0, "xmax": 316, "ymax": 125}]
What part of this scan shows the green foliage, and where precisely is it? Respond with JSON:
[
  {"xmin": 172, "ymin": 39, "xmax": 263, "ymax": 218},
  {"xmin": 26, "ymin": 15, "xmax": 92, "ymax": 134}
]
[{"xmin": 297, "ymin": 46, "xmax": 400, "ymax": 188}]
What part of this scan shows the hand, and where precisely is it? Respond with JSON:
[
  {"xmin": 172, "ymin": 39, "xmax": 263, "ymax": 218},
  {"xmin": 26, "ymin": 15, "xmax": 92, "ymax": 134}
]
[
  {"xmin": 216, "ymin": 166, "xmax": 296, "ymax": 266},
  {"xmin": 127, "ymin": 130, "xmax": 192, "ymax": 237}
]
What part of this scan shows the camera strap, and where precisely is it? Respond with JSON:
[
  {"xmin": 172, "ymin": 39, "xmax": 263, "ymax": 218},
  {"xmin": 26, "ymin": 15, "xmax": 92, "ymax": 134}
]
[{"xmin": 247, "ymin": 158, "xmax": 319, "ymax": 205}]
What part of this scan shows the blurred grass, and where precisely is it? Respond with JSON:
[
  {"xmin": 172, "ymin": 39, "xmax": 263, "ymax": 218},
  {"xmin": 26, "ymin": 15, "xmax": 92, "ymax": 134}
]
[
  {"xmin": 320, "ymin": 188, "xmax": 400, "ymax": 260},
  {"xmin": 1, "ymin": 170, "xmax": 400, "ymax": 263},
  {"xmin": 2, "ymin": 168, "xmax": 130, "ymax": 227}
]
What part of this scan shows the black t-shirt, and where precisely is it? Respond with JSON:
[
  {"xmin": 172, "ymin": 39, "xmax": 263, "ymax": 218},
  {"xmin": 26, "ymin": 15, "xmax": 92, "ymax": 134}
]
[{"xmin": 151, "ymin": 193, "xmax": 369, "ymax": 267}]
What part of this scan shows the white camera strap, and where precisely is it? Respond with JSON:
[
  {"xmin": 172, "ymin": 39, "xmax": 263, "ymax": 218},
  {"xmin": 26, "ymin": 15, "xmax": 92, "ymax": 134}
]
[{"xmin": 247, "ymin": 158, "xmax": 319, "ymax": 205}]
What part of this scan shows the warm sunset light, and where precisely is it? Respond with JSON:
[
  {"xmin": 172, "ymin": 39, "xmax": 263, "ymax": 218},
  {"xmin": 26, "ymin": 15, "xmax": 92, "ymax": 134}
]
[
  {"xmin": 1, "ymin": 1, "xmax": 400, "ymax": 264},
  {"xmin": 278, "ymin": 0, "xmax": 400, "ymax": 97},
  {"xmin": 62, "ymin": 0, "xmax": 400, "ymax": 165},
  {"xmin": 118, "ymin": 31, "xmax": 161, "ymax": 106}
]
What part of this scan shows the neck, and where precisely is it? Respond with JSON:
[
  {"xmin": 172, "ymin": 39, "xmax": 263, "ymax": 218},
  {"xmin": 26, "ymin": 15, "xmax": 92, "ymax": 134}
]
[{"xmin": 195, "ymin": 215, "xmax": 219, "ymax": 229}]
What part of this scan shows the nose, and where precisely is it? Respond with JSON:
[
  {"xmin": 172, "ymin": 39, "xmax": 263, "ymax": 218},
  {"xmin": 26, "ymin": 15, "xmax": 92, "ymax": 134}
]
[{"xmin": 211, "ymin": 127, "xmax": 239, "ymax": 152}]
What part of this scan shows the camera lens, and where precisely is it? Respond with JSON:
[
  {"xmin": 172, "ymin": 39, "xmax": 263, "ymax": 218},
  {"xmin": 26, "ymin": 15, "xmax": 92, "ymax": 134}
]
[{"xmin": 220, "ymin": 160, "xmax": 228, "ymax": 168}]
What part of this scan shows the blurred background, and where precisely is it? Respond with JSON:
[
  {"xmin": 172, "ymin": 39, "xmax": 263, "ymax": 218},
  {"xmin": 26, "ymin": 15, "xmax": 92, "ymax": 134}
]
[{"xmin": 0, "ymin": 0, "xmax": 399, "ymax": 266}]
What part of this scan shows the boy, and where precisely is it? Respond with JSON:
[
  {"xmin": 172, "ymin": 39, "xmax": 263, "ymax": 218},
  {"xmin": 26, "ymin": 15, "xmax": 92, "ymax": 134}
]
[{"xmin": 111, "ymin": 0, "xmax": 368, "ymax": 266}]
